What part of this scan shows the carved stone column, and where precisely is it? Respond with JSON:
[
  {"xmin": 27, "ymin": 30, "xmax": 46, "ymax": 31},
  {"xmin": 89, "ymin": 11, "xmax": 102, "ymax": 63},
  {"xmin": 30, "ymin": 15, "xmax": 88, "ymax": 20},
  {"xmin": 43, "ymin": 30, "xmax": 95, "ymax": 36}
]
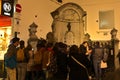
[
  {"xmin": 28, "ymin": 22, "xmax": 38, "ymax": 52},
  {"xmin": 110, "ymin": 28, "xmax": 119, "ymax": 69}
]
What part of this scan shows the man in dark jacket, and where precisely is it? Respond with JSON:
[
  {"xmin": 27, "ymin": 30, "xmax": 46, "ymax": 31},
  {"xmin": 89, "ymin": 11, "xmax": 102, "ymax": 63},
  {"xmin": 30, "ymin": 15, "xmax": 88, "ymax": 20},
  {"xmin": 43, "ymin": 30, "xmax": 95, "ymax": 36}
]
[
  {"xmin": 69, "ymin": 45, "xmax": 90, "ymax": 80},
  {"xmin": 92, "ymin": 41, "xmax": 104, "ymax": 80}
]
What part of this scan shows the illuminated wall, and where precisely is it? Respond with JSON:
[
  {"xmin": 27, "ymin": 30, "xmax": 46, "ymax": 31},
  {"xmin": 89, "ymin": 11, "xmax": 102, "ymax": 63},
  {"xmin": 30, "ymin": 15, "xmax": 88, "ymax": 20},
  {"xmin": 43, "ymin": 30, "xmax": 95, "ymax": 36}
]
[{"xmin": 17, "ymin": 0, "xmax": 120, "ymax": 46}]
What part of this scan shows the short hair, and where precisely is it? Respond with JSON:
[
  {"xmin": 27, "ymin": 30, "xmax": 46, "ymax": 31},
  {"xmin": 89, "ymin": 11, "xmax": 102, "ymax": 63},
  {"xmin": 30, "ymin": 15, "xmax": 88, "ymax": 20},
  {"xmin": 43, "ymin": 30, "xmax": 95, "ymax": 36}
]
[
  {"xmin": 20, "ymin": 40, "xmax": 25, "ymax": 48},
  {"xmin": 20, "ymin": 40, "xmax": 25, "ymax": 45},
  {"xmin": 82, "ymin": 41, "xmax": 88, "ymax": 45},
  {"xmin": 12, "ymin": 37, "xmax": 20, "ymax": 43},
  {"xmin": 69, "ymin": 45, "xmax": 79, "ymax": 55}
]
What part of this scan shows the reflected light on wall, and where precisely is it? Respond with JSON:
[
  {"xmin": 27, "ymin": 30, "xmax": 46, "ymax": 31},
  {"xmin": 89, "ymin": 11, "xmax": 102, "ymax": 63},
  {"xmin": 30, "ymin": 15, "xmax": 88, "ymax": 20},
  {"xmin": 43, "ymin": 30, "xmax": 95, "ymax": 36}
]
[
  {"xmin": 100, "ymin": 20, "xmax": 109, "ymax": 28},
  {"xmin": 0, "ymin": 30, "xmax": 4, "ymax": 38},
  {"xmin": 6, "ymin": 27, "xmax": 12, "ymax": 36}
]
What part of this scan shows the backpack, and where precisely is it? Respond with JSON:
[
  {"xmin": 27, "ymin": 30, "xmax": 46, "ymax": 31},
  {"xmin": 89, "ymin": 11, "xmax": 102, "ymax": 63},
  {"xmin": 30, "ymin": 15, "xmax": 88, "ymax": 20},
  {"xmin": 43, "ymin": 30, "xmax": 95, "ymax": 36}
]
[
  {"xmin": 17, "ymin": 48, "xmax": 25, "ymax": 61},
  {"xmin": 5, "ymin": 54, "xmax": 17, "ymax": 69}
]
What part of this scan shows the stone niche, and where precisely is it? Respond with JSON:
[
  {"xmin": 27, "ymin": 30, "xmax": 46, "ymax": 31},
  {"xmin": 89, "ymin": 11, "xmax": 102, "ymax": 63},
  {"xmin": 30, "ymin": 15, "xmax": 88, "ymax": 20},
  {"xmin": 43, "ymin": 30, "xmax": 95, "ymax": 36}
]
[{"xmin": 51, "ymin": 2, "xmax": 86, "ymax": 46}]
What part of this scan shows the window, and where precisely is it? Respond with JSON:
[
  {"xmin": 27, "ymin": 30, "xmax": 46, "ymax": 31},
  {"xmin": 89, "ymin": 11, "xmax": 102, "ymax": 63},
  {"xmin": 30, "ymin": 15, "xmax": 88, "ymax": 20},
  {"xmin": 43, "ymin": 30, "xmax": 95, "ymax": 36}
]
[{"xmin": 99, "ymin": 10, "xmax": 114, "ymax": 29}]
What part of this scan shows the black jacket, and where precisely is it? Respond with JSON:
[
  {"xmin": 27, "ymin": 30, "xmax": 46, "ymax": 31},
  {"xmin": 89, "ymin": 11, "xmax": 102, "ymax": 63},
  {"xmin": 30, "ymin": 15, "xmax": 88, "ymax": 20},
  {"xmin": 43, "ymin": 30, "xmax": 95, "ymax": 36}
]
[{"xmin": 68, "ymin": 53, "xmax": 90, "ymax": 80}]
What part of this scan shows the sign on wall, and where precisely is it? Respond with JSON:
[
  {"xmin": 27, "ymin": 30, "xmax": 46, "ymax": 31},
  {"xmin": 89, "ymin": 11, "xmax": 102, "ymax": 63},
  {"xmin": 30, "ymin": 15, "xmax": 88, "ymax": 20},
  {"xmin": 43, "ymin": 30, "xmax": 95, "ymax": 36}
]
[
  {"xmin": 16, "ymin": 4, "xmax": 22, "ymax": 13},
  {"xmin": 1, "ymin": 0, "xmax": 14, "ymax": 17},
  {"xmin": 99, "ymin": 10, "xmax": 114, "ymax": 29}
]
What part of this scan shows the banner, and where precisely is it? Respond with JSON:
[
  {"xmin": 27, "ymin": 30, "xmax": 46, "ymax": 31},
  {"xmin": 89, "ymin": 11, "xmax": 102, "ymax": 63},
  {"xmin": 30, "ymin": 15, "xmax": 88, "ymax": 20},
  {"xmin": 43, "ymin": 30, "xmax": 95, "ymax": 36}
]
[{"xmin": 1, "ymin": 0, "xmax": 14, "ymax": 17}]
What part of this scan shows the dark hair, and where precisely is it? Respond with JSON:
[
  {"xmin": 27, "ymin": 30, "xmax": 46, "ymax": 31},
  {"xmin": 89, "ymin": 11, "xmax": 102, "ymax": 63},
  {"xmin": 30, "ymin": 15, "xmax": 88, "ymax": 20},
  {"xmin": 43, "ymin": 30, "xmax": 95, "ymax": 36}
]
[
  {"xmin": 37, "ymin": 39, "xmax": 47, "ymax": 48},
  {"xmin": 20, "ymin": 40, "xmax": 25, "ymax": 48},
  {"xmin": 95, "ymin": 41, "xmax": 100, "ymax": 47},
  {"xmin": 82, "ymin": 41, "xmax": 88, "ymax": 45},
  {"xmin": 12, "ymin": 37, "xmax": 20, "ymax": 43},
  {"xmin": 46, "ymin": 42, "xmax": 53, "ymax": 48},
  {"xmin": 20, "ymin": 40, "xmax": 24, "ymax": 45},
  {"xmin": 69, "ymin": 45, "xmax": 79, "ymax": 55},
  {"xmin": 24, "ymin": 44, "xmax": 32, "ymax": 62}
]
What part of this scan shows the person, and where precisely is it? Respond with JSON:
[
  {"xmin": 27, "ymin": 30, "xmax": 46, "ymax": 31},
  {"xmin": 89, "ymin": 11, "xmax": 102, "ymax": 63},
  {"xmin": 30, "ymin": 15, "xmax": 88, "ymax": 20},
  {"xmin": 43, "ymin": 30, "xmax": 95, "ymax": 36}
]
[
  {"xmin": 79, "ymin": 41, "xmax": 93, "ymax": 77},
  {"xmin": 47, "ymin": 42, "xmax": 59, "ymax": 80},
  {"xmin": 88, "ymin": 46, "xmax": 95, "ymax": 78},
  {"xmin": 16, "ymin": 40, "xmax": 27, "ymax": 80},
  {"xmin": 52, "ymin": 42, "xmax": 68, "ymax": 80},
  {"xmin": 24, "ymin": 43, "xmax": 34, "ymax": 80},
  {"xmin": 42, "ymin": 42, "xmax": 54, "ymax": 80},
  {"xmin": 68, "ymin": 45, "xmax": 90, "ymax": 80},
  {"xmin": 32, "ymin": 40, "xmax": 46, "ymax": 80},
  {"xmin": 117, "ymin": 49, "xmax": 120, "ymax": 66},
  {"xmin": 92, "ymin": 41, "xmax": 105, "ymax": 80},
  {"xmin": 4, "ymin": 37, "xmax": 20, "ymax": 80},
  {"xmin": 79, "ymin": 41, "xmax": 92, "ymax": 57}
]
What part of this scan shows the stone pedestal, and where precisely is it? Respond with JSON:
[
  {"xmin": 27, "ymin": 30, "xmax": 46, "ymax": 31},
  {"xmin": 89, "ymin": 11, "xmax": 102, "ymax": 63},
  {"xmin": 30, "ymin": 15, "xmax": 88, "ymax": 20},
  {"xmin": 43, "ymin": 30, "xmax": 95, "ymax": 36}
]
[
  {"xmin": 110, "ymin": 28, "xmax": 119, "ymax": 69},
  {"xmin": 113, "ymin": 39, "xmax": 119, "ymax": 69}
]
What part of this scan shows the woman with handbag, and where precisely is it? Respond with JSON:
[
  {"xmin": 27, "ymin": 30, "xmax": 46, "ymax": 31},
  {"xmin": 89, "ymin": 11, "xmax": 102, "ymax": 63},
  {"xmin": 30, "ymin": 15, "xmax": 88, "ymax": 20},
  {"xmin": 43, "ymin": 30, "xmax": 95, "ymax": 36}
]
[{"xmin": 68, "ymin": 45, "xmax": 90, "ymax": 80}]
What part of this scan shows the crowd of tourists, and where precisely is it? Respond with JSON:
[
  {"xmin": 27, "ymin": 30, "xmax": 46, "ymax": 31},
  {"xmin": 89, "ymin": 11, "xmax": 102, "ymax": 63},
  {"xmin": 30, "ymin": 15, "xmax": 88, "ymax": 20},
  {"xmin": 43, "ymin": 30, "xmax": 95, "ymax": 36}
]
[{"xmin": 4, "ymin": 37, "xmax": 119, "ymax": 80}]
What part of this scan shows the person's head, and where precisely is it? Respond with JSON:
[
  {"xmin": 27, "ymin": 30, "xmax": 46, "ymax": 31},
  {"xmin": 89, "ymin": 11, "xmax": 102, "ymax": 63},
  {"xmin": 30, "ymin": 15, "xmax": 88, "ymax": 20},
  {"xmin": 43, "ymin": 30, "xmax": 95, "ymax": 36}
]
[
  {"xmin": 19, "ymin": 40, "xmax": 25, "ymax": 48},
  {"xmin": 82, "ymin": 41, "xmax": 88, "ymax": 47},
  {"xmin": 46, "ymin": 42, "xmax": 53, "ymax": 49},
  {"xmin": 37, "ymin": 39, "xmax": 47, "ymax": 47},
  {"xmin": 95, "ymin": 41, "xmax": 100, "ymax": 47},
  {"xmin": 24, "ymin": 44, "xmax": 33, "ymax": 57},
  {"xmin": 12, "ymin": 37, "xmax": 20, "ymax": 47},
  {"xmin": 52, "ymin": 42, "xmax": 59, "ymax": 53},
  {"xmin": 69, "ymin": 45, "xmax": 79, "ymax": 55},
  {"xmin": 58, "ymin": 42, "xmax": 67, "ymax": 53}
]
